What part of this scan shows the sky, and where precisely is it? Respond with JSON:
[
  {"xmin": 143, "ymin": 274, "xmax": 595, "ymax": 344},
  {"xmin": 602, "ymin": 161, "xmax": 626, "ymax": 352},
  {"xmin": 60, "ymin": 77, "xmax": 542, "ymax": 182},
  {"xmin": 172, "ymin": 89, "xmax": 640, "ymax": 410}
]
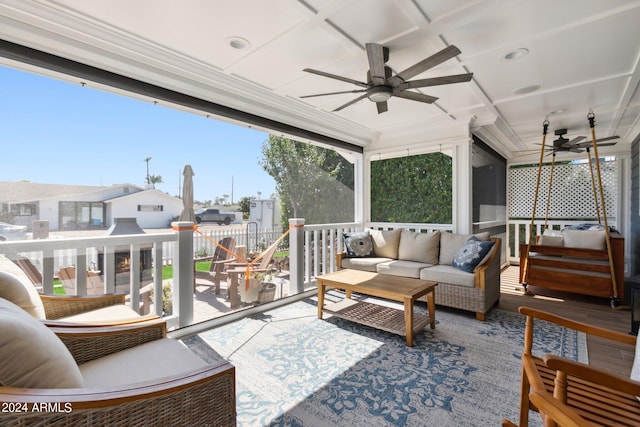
[{"xmin": 0, "ymin": 65, "xmax": 277, "ymax": 204}]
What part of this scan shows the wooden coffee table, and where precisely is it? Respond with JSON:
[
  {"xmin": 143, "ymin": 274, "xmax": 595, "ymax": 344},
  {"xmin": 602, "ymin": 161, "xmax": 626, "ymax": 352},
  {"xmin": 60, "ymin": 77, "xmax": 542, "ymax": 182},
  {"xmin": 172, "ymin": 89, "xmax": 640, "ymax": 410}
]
[{"xmin": 316, "ymin": 269, "xmax": 437, "ymax": 347}]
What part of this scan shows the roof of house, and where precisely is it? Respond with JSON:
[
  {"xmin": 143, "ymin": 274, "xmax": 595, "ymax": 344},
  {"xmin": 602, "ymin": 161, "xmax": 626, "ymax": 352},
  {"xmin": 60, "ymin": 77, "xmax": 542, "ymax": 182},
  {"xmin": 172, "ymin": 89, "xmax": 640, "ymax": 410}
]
[{"xmin": 0, "ymin": 181, "xmax": 142, "ymax": 203}]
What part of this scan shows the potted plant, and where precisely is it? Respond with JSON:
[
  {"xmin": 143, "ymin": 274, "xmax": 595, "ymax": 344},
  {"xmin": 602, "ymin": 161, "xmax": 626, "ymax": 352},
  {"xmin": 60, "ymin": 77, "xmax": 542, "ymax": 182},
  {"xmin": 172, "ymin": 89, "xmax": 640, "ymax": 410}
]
[{"xmin": 239, "ymin": 271, "xmax": 273, "ymax": 303}]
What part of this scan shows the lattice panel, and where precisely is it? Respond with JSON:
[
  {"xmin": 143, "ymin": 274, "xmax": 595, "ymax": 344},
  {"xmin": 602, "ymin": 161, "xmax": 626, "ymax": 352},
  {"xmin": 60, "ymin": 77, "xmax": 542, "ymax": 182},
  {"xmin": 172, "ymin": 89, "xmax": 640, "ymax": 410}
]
[{"xmin": 509, "ymin": 160, "xmax": 617, "ymax": 218}]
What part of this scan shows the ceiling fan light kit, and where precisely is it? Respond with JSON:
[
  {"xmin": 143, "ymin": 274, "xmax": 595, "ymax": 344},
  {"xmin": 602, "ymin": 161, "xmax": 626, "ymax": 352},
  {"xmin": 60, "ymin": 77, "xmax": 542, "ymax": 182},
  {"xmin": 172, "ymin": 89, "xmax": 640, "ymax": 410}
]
[{"xmin": 301, "ymin": 43, "xmax": 473, "ymax": 114}]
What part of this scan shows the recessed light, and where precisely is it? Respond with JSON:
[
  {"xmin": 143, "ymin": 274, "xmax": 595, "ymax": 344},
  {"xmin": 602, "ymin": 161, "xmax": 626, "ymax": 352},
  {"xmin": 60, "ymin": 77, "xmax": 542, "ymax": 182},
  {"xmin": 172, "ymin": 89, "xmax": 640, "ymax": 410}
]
[
  {"xmin": 504, "ymin": 48, "xmax": 529, "ymax": 60},
  {"xmin": 226, "ymin": 37, "xmax": 251, "ymax": 50},
  {"xmin": 514, "ymin": 84, "xmax": 541, "ymax": 95}
]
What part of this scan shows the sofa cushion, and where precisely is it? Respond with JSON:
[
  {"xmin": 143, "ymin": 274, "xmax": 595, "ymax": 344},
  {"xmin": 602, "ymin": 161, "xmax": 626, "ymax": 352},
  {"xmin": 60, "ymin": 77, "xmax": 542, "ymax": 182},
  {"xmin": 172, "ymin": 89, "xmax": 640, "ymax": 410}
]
[
  {"xmin": 0, "ymin": 254, "xmax": 46, "ymax": 319},
  {"xmin": 343, "ymin": 231, "xmax": 373, "ymax": 258},
  {"xmin": 0, "ymin": 297, "xmax": 84, "ymax": 388},
  {"xmin": 376, "ymin": 260, "xmax": 433, "ymax": 279},
  {"xmin": 370, "ymin": 229, "xmax": 402, "ymax": 259},
  {"xmin": 439, "ymin": 232, "xmax": 490, "ymax": 265},
  {"xmin": 420, "ymin": 265, "xmax": 476, "ymax": 287},
  {"xmin": 562, "ymin": 229, "xmax": 605, "ymax": 250},
  {"xmin": 398, "ymin": 230, "xmax": 440, "ymax": 264},
  {"xmin": 341, "ymin": 257, "xmax": 392, "ymax": 273},
  {"xmin": 452, "ymin": 237, "xmax": 495, "ymax": 273},
  {"xmin": 630, "ymin": 335, "xmax": 640, "ymax": 383},
  {"xmin": 80, "ymin": 338, "xmax": 207, "ymax": 388}
]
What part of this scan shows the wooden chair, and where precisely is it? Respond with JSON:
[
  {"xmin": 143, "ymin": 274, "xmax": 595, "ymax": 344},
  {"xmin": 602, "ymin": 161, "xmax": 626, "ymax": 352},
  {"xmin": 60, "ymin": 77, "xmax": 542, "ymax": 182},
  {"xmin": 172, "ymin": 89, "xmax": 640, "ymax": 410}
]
[
  {"xmin": 503, "ymin": 390, "xmax": 600, "ymax": 427},
  {"xmin": 12, "ymin": 257, "xmax": 43, "ymax": 289},
  {"xmin": 517, "ymin": 306, "xmax": 640, "ymax": 427},
  {"xmin": 193, "ymin": 236, "xmax": 236, "ymax": 294},
  {"xmin": 225, "ymin": 242, "xmax": 278, "ymax": 308}
]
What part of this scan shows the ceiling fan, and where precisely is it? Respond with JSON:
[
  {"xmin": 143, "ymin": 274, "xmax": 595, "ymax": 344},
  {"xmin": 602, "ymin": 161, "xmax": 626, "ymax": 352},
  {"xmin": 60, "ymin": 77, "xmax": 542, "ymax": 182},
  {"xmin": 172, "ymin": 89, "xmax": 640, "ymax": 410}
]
[
  {"xmin": 542, "ymin": 128, "xmax": 619, "ymax": 155},
  {"xmin": 300, "ymin": 43, "xmax": 473, "ymax": 114}
]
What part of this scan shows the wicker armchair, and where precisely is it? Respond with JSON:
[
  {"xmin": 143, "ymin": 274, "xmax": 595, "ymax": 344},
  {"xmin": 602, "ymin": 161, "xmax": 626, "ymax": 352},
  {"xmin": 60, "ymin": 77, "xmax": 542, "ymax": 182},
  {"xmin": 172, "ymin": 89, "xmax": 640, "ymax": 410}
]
[
  {"xmin": 0, "ymin": 302, "xmax": 236, "ymax": 427},
  {"xmin": 1, "ymin": 254, "xmax": 156, "ymax": 325}
]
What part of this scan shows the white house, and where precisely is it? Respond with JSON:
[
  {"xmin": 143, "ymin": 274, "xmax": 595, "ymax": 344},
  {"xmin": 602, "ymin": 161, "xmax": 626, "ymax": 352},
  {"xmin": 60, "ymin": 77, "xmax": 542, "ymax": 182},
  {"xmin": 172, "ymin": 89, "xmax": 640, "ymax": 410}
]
[{"xmin": 0, "ymin": 181, "xmax": 184, "ymax": 231}]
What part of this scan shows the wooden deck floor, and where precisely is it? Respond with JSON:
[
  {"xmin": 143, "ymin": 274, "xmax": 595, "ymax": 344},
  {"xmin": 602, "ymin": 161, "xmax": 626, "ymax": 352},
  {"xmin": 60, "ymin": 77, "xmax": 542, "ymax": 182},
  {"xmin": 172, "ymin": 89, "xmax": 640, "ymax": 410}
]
[{"xmin": 497, "ymin": 265, "xmax": 635, "ymax": 377}]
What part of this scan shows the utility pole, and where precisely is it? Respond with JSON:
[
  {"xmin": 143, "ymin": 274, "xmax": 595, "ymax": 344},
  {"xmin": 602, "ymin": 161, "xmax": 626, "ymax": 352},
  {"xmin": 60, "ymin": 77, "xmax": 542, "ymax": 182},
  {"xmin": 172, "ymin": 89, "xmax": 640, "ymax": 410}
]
[
  {"xmin": 144, "ymin": 157, "xmax": 152, "ymax": 184},
  {"xmin": 231, "ymin": 176, "xmax": 234, "ymax": 204}
]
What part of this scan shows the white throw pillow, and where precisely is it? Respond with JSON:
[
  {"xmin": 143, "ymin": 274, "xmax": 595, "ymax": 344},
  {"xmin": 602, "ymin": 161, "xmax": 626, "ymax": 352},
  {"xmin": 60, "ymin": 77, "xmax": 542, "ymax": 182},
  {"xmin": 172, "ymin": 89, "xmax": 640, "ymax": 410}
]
[
  {"xmin": 562, "ymin": 230, "xmax": 605, "ymax": 250},
  {"xmin": 398, "ymin": 231, "xmax": 440, "ymax": 264},
  {"xmin": 370, "ymin": 229, "xmax": 402, "ymax": 259},
  {"xmin": 0, "ymin": 255, "xmax": 46, "ymax": 319},
  {"xmin": 0, "ymin": 297, "xmax": 84, "ymax": 388}
]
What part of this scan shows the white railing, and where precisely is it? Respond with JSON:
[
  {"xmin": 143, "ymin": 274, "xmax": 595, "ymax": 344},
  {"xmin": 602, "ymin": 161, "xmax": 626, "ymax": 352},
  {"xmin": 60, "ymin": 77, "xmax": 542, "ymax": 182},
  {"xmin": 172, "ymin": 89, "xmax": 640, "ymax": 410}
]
[{"xmin": 188, "ymin": 225, "xmax": 283, "ymax": 258}]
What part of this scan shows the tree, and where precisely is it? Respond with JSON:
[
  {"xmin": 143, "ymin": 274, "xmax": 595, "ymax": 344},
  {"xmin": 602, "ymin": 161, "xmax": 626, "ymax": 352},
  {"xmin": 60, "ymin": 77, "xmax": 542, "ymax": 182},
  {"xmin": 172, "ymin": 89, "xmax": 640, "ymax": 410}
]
[
  {"xmin": 260, "ymin": 135, "xmax": 354, "ymax": 225},
  {"xmin": 371, "ymin": 152, "xmax": 452, "ymax": 223},
  {"xmin": 149, "ymin": 175, "xmax": 163, "ymax": 184},
  {"xmin": 238, "ymin": 196, "xmax": 255, "ymax": 216}
]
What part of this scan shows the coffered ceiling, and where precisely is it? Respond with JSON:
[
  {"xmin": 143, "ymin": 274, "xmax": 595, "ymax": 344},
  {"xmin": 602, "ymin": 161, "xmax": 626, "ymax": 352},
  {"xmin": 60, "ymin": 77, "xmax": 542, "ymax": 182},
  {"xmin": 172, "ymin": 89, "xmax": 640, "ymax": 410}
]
[{"xmin": 1, "ymin": 0, "xmax": 639, "ymax": 161}]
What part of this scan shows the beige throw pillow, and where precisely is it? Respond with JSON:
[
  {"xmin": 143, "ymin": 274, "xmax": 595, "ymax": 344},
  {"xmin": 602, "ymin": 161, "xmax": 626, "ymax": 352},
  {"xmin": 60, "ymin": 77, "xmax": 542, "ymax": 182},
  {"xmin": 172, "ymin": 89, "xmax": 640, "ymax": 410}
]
[
  {"xmin": 370, "ymin": 229, "xmax": 402, "ymax": 259},
  {"xmin": 398, "ymin": 231, "xmax": 441, "ymax": 264},
  {"xmin": 0, "ymin": 255, "xmax": 46, "ymax": 319},
  {"xmin": 0, "ymin": 297, "xmax": 84, "ymax": 388}
]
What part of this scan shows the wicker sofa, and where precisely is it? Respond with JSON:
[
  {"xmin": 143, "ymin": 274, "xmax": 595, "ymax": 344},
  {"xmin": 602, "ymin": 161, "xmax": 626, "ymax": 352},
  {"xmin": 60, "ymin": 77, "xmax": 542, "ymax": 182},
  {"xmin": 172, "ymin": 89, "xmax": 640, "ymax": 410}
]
[
  {"xmin": 0, "ymin": 297, "xmax": 236, "ymax": 426},
  {"xmin": 337, "ymin": 229, "xmax": 501, "ymax": 320}
]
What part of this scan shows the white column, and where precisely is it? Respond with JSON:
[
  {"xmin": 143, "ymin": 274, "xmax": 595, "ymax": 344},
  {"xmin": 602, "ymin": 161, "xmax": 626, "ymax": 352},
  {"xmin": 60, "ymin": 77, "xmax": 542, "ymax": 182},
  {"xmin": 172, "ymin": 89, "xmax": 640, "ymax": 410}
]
[
  {"xmin": 289, "ymin": 218, "xmax": 305, "ymax": 294},
  {"xmin": 453, "ymin": 139, "xmax": 473, "ymax": 234},
  {"xmin": 172, "ymin": 221, "xmax": 194, "ymax": 327}
]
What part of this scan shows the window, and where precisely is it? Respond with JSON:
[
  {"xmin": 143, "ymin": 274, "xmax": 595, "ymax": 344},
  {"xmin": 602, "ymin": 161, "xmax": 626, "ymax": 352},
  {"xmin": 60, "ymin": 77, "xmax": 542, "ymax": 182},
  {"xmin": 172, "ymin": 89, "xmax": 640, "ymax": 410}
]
[{"xmin": 59, "ymin": 201, "xmax": 105, "ymax": 229}]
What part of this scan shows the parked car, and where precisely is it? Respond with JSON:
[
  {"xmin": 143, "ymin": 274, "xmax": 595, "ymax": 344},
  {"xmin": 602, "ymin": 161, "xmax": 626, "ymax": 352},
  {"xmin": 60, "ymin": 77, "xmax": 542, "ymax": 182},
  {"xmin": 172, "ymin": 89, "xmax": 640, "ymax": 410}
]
[
  {"xmin": 194, "ymin": 208, "xmax": 236, "ymax": 225},
  {"xmin": 0, "ymin": 222, "xmax": 28, "ymax": 240}
]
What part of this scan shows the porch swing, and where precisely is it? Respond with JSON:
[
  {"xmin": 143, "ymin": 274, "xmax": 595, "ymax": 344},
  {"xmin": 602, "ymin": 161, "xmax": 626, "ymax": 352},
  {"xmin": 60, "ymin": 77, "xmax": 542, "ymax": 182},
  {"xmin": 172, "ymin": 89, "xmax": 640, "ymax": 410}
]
[{"xmin": 519, "ymin": 111, "xmax": 625, "ymax": 307}]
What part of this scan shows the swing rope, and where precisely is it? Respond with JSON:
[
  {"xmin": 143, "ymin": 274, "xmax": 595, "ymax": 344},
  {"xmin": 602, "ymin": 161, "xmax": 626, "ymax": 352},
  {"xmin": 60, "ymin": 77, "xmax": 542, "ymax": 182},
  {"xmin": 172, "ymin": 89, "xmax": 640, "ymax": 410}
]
[
  {"xmin": 522, "ymin": 117, "xmax": 549, "ymax": 285},
  {"xmin": 587, "ymin": 110, "xmax": 618, "ymax": 304}
]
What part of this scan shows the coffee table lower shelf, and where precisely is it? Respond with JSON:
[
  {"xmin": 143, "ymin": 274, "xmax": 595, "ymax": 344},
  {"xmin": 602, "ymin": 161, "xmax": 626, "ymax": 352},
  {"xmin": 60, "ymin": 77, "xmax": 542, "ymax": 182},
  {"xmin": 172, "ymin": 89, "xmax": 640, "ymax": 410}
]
[{"xmin": 323, "ymin": 299, "xmax": 431, "ymax": 338}]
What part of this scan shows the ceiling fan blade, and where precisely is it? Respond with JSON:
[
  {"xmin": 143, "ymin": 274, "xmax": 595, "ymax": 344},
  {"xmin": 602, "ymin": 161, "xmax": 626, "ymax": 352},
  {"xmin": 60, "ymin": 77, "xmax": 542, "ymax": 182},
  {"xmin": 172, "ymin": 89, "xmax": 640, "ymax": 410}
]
[
  {"xmin": 376, "ymin": 101, "xmax": 388, "ymax": 114},
  {"xmin": 333, "ymin": 93, "xmax": 369, "ymax": 112},
  {"xmin": 388, "ymin": 45, "xmax": 462, "ymax": 85},
  {"xmin": 303, "ymin": 68, "xmax": 369, "ymax": 88},
  {"xmin": 300, "ymin": 89, "xmax": 367, "ymax": 98},
  {"xmin": 398, "ymin": 73, "xmax": 473, "ymax": 90},
  {"xmin": 366, "ymin": 43, "xmax": 386, "ymax": 86},
  {"xmin": 393, "ymin": 90, "xmax": 438, "ymax": 104},
  {"xmin": 574, "ymin": 136, "xmax": 619, "ymax": 149},
  {"xmin": 565, "ymin": 136, "xmax": 586, "ymax": 146}
]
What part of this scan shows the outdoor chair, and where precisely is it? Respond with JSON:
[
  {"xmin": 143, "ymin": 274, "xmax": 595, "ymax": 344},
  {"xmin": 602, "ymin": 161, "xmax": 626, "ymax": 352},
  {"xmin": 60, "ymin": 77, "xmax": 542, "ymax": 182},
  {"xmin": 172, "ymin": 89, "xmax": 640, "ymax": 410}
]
[
  {"xmin": 517, "ymin": 306, "xmax": 640, "ymax": 427},
  {"xmin": 12, "ymin": 256, "xmax": 43, "ymax": 289},
  {"xmin": 194, "ymin": 236, "xmax": 236, "ymax": 294},
  {"xmin": 0, "ymin": 297, "xmax": 236, "ymax": 426},
  {"xmin": 502, "ymin": 390, "xmax": 600, "ymax": 427},
  {"xmin": 0, "ymin": 254, "xmax": 156, "ymax": 326}
]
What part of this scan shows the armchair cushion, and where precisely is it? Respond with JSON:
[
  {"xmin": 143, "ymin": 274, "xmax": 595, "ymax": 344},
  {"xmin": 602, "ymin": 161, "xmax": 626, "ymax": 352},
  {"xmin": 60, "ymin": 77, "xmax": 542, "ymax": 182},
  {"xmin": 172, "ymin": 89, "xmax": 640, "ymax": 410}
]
[
  {"xmin": 0, "ymin": 297, "xmax": 83, "ymax": 388},
  {"xmin": 343, "ymin": 231, "xmax": 373, "ymax": 258},
  {"xmin": 631, "ymin": 336, "xmax": 640, "ymax": 383},
  {"xmin": 0, "ymin": 255, "xmax": 45, "ymax": 319},
  {"xmin": 59, "ymin": 304, "xmax": 143, "ymax": 324},
  {"xmin": 79, "ymin": 338, "xmax": 207, "ymax": 388}
]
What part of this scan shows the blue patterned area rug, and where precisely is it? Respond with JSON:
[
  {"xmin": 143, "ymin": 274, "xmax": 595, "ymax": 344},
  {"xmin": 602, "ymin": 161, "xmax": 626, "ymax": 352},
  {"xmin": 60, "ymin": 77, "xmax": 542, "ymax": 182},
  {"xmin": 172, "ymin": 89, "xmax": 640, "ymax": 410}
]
[{"xmin": 184, "ymin": 294, "xmax": 586, "ymax": 427}]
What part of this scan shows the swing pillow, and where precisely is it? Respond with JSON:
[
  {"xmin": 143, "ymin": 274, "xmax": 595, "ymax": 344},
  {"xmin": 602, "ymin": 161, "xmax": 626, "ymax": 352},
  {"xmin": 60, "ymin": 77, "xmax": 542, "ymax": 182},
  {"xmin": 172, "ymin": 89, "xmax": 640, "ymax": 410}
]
[{"xmin": 561, "ymin": 229, "xmax": 605, "ymax": 250}]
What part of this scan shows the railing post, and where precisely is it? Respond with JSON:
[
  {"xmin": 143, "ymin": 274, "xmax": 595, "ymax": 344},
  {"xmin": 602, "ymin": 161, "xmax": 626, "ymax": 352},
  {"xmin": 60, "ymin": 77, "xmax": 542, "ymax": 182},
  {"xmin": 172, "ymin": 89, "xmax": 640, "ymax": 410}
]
[
  {"xmin": 172, "ymin": 221, "xmax": 194, "ymax": 327},
  {"xmin": 289, "ymin": 218, "xmax": 305, "ymax": 294}
]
